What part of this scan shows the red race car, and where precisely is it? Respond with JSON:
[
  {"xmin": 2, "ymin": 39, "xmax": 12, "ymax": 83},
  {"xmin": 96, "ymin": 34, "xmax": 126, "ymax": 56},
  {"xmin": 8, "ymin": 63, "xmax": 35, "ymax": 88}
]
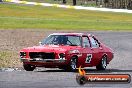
[{"xmin": 20, "ymin": 33, "xmax": 114, "ymax": 71}]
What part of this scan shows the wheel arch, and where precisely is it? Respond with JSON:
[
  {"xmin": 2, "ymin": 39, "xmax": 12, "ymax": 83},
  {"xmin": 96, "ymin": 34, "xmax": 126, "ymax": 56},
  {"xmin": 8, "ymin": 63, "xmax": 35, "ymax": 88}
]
[{"xmin": 71, "ymin": 55, "xmax": 78, "ymax": 59}]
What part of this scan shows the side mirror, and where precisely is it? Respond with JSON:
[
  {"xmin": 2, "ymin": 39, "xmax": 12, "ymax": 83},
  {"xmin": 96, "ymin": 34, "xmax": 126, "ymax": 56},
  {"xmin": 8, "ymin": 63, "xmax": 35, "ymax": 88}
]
[{"xmin": 39, "ymin": 42, "xmax": 42, "ymax": 46}]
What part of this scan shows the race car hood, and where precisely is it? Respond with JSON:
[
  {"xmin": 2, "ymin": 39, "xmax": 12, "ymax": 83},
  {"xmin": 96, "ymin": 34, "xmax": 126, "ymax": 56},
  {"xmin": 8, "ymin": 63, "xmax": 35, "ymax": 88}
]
[{"xmin": 20, "ymin": 45, "xmax": 81, "ymax": 53}]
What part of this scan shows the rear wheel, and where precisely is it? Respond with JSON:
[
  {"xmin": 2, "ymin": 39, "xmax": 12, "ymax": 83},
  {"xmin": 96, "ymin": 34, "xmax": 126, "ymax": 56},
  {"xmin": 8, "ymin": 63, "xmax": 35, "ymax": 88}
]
[
  {"xmin": 96, "ymin": 56, "xmax": 107, "ymax": 70},
  {"xmin": 23, "ymin": 64, "xmax": 36, "ymax": 71}
]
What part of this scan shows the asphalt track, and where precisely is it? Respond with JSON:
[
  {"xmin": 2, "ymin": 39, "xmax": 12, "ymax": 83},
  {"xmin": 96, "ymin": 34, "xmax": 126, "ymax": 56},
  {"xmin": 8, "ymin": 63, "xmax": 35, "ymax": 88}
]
[{"xmin": 0, "ymin": 31, "xmax": 132, "ymax": 88}]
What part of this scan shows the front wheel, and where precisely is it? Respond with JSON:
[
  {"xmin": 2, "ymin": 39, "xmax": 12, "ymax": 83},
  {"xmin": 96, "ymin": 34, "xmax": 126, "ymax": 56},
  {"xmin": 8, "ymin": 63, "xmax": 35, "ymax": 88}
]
[
  {"xmin": 96, "ymin": 56, "xmax": 107, "ymax": 70},
  {"xmin": 23, "ymin": 64, "xmax": 36, "ymax": 71},
  {"xmin": 62, "ymin": 57, "xmax": 77, "ymax": 72},
  {"xmin": 69, "ymin": 57, "xmax": 77, "ymax": 72}
]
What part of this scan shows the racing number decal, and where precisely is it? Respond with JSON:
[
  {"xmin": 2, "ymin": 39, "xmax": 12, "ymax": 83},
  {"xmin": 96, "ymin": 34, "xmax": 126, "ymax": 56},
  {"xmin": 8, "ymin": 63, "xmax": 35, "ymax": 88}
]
[{"xmin": 85, "ymin": 54, "xmax": 92, "ymax": 63}]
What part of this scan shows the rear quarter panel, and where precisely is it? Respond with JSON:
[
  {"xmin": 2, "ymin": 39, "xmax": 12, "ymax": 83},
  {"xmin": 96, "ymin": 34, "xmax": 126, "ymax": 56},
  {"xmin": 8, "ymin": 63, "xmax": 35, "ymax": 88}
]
[{"xmin": 103, "ymin": 45, "xmax": 114, "ymax": 64}]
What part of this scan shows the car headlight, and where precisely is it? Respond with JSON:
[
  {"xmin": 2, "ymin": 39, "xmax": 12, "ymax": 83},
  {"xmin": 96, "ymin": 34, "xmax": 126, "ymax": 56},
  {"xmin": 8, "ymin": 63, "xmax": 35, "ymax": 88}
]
[
  {"xmin": 59, "ymin": 53, "xmax": 65, "ymax": 60},
  {"xmin": 20, "ymin": 52, "xmax": 26, "ymax": 58}
]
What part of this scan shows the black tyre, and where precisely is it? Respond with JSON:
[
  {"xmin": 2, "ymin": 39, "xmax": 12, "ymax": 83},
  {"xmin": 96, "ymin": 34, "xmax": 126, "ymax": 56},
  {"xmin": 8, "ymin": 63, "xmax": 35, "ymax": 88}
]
[
  {"xmin": 96, "ymin": 56, "xmax": 107, "ymax": 70},
  {"xmin": 62, "ymin": 57, "xmax": 77, "ymax": 72},
  {"xmin": 23, "ymin": 64, "xmax": 36, "ymax": 71}
]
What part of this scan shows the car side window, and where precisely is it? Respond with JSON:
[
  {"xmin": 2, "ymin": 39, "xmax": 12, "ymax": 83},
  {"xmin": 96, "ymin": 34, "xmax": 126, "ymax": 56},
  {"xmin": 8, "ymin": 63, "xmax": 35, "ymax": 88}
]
[
  {"xmin": 89, "ymin": 37, "xmax": 99, "ymax": 48},
  {"xmin": 82, "ymin": 37, "xmax": 90, "ymax": 48}
]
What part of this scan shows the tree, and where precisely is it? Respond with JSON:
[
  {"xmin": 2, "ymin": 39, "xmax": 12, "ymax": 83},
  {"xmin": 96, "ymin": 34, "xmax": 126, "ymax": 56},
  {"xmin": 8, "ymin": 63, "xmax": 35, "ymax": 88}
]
[{"xmin": 63, "ymin": 0, "xmax": 66, "ymax": 4}]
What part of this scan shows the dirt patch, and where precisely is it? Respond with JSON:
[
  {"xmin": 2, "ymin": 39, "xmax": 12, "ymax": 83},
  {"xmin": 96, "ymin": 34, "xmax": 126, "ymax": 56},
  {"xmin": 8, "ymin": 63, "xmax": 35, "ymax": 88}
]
[{"xmin": 0, "ymin": 29, "xmax": 72, "ymax": 67}]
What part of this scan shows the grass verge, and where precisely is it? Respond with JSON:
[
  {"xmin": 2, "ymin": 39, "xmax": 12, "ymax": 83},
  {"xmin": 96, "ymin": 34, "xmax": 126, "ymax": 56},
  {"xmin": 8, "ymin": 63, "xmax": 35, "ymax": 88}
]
[{"xmin": 0, "ymin": 4, "xmax": 132, "ymax": 30}]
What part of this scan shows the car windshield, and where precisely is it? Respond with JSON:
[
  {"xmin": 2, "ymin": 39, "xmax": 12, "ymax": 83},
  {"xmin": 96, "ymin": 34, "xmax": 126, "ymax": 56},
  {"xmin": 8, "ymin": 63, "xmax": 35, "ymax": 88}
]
[{"xmin": 41, "ymin": 35, "xmax": 82, "ymax": 46}]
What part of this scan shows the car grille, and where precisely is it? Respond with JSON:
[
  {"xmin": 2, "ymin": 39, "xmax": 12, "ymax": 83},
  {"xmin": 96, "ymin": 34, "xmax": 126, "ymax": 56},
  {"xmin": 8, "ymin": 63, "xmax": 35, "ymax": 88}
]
[{"xmin": 29, "ymin": 52, "xmax": 55, "ymax": 59}]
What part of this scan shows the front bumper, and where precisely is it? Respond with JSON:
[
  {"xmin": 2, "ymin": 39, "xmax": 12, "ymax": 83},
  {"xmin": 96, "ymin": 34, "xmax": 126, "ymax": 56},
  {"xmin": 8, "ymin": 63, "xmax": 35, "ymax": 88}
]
[{"xmin": 20, "ymin": 58, "xmax": 66, "ymax": 63}]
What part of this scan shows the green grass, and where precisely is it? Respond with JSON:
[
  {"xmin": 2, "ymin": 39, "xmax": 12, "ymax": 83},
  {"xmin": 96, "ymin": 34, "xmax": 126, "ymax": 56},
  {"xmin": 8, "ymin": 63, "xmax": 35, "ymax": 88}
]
[{"xmin": 0, "ymin": 4, "xmax": 132, "ymax": 30}]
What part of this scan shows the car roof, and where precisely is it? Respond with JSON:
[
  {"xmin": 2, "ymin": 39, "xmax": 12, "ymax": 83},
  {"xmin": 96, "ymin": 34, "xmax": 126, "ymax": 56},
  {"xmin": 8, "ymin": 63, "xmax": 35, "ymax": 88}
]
[{"xmin": 50, "ymin": 33, "xmax": 92, "ymax": 37}]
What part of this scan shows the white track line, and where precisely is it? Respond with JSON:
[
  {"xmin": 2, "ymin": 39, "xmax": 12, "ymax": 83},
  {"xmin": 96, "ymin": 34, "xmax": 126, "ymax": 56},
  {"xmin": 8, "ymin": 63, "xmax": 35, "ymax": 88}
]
[{"xmin": 3, "ymin": 0, "xmax": 132, "ymax": 13}]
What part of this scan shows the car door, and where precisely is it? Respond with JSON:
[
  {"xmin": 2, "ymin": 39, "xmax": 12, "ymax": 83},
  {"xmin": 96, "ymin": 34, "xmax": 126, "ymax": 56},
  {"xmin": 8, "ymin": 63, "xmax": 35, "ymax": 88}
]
[
  {"xmin": 88, "ymin": 36, "xmax": 103, "ymax": 66},
  {"xmin": 81, "ymin": 36, "xmax": 93, "ymax": 67}
]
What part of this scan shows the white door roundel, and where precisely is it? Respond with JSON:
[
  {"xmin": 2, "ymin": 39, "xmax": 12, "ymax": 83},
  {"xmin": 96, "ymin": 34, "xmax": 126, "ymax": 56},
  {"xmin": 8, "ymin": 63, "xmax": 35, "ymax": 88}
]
[{"xmin": 85, "ymin": 54, "xmax": 92, "ymax": 63}]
